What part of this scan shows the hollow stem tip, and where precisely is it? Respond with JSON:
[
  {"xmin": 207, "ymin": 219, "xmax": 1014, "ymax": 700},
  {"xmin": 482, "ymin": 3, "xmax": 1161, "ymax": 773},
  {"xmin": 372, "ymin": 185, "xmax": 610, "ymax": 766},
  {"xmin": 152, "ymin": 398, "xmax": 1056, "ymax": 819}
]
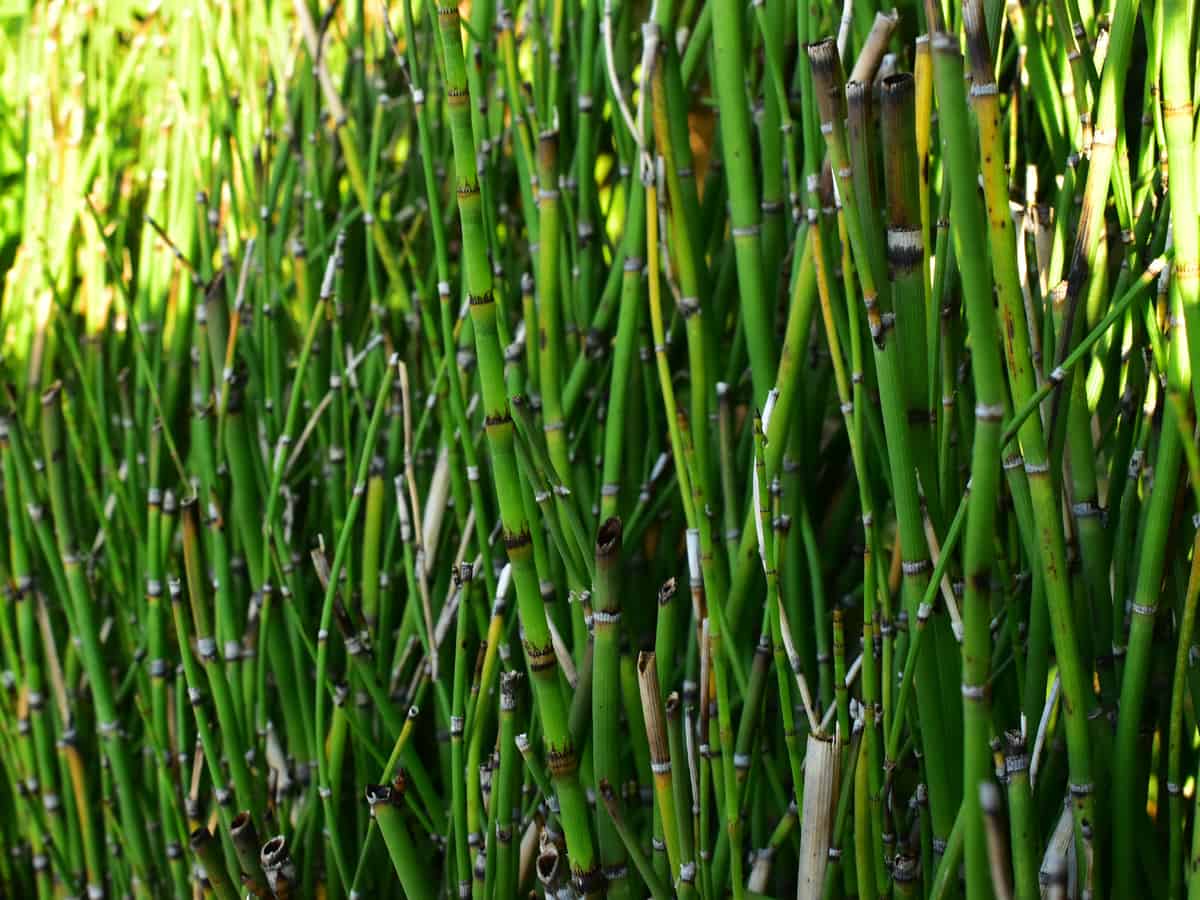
[
  {"xmin": 806, "ymin": 38, "xmax": 848, "ymax": 121},
  {"xmin": 596, "ymin": 515, "xmax": 623, "ymax": 557},
  {"xmin": 191, "ymin": 827, "xmax": 239, "ymax": 900},
  {"xmin": 260, "ymin": 834, "xmax": 297, "ymax": 898}
]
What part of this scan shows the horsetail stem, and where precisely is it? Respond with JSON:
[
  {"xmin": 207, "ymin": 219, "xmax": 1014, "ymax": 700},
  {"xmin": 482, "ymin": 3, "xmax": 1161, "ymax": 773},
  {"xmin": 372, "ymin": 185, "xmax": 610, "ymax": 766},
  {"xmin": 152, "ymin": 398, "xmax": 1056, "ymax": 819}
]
[{"xmin": 2, "ymin": 2, "xmax": 1198, "ymax": 897}]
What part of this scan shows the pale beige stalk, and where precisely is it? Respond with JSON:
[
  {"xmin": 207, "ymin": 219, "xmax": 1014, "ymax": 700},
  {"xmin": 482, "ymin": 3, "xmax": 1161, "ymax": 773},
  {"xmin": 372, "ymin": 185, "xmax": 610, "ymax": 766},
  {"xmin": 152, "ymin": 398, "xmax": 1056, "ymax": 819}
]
[{"xmin": 796, "ymin": 732, "xmax": 840, "ymax": 899}]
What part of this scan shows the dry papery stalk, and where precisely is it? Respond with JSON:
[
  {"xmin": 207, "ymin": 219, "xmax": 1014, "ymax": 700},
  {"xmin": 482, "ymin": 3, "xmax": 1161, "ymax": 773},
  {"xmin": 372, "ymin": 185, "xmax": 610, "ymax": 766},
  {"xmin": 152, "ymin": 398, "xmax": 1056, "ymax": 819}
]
[{"xmin": 796, "ymin": 731, "xmax": 840, "ymax": 899}]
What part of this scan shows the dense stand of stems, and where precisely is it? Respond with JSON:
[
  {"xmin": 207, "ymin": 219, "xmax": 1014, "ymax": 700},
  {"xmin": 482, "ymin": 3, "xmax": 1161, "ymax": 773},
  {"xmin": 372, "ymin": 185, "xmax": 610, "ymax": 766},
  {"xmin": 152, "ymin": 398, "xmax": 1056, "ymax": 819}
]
[{"xmin": 2, "ymin": 1, "xmax": 1200, "ymax": 898}]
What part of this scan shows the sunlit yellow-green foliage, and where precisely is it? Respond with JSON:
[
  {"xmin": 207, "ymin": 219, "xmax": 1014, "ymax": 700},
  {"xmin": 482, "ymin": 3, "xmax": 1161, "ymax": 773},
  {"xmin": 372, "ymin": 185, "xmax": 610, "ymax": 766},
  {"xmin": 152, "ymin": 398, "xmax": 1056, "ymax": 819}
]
[{"xmin": 0, "ymin": 0, "xmax": 363, "ymax": 380}]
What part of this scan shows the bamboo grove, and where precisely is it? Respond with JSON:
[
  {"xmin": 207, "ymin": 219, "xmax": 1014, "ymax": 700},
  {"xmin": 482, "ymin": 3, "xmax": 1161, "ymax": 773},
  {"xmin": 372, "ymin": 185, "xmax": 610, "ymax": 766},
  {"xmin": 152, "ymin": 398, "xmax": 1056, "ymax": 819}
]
[{"xmin": 0, "ymin": 0, "xmax": 1198, "ymax": 897}]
